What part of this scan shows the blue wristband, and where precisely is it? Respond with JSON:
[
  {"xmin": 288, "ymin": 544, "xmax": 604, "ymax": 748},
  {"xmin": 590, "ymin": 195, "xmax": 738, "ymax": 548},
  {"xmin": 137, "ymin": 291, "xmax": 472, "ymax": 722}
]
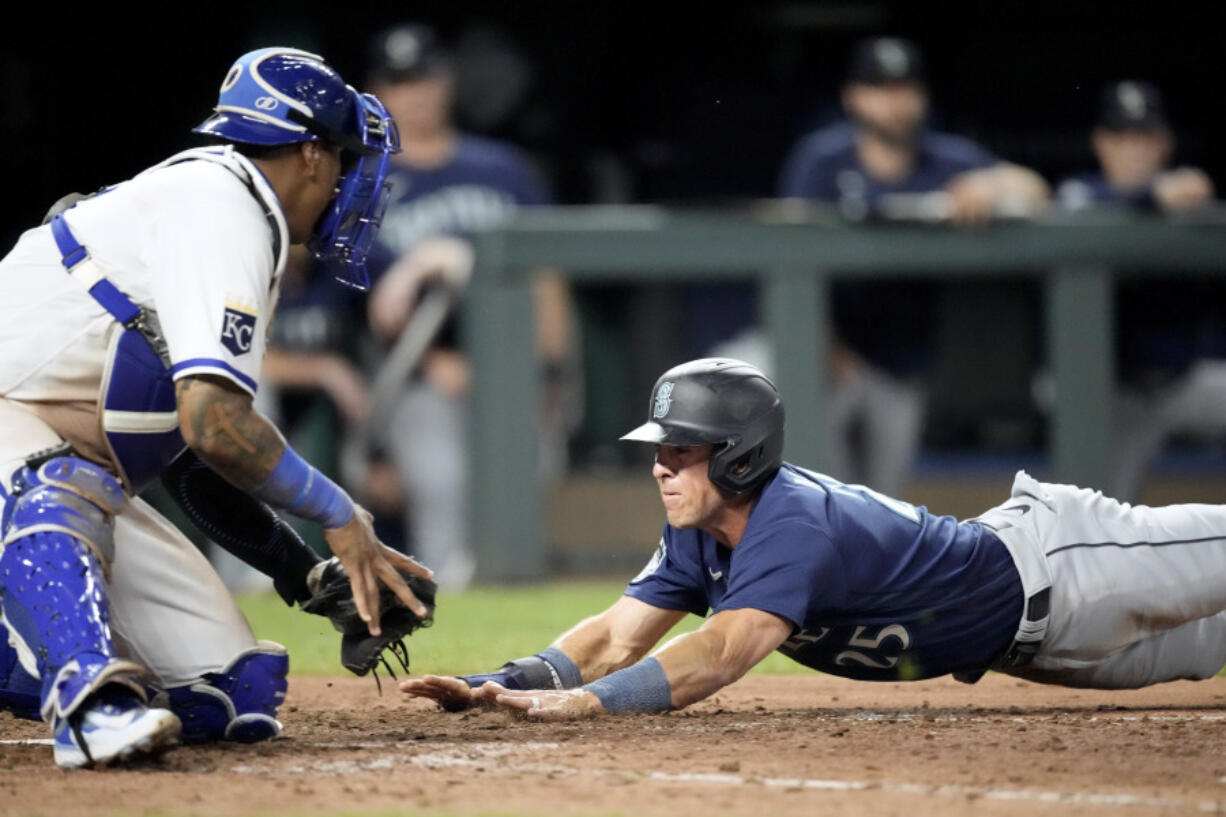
[
  {"xmin": 581, "ymin": 657, "xmax": 672, "ymax": 714},
  {"xmin": 257, "ymin": 446, "xmax": 354, "ymax": 529},
  {"xmin": 538, "ymin": 647, "xmax": 584, "ymax": 689}
]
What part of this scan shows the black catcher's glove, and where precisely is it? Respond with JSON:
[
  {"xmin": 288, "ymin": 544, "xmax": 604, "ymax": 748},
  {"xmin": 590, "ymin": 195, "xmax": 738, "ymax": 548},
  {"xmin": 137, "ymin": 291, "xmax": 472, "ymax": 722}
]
[{"xmin": 300, "ymin": 557, "xmax": 437, "ymax": 686}]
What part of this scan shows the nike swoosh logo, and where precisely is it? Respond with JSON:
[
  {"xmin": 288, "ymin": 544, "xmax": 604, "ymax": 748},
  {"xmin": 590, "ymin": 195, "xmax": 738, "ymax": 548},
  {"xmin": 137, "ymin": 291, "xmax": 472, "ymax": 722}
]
[
  {"xmin": 1001, "ymin": 504, "xmax": 1031, "ymax": 515},
  {"xmin": 708, "ymin": 567, "xmax": 724, "ymax": 582}
]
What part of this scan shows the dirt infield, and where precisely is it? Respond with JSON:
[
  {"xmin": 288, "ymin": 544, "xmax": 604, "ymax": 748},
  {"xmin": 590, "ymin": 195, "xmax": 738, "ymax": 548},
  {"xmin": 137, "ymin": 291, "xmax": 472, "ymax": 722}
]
[{"xmin": 5, "ymin": 673, "xmax": 1226, "ymax": 816}]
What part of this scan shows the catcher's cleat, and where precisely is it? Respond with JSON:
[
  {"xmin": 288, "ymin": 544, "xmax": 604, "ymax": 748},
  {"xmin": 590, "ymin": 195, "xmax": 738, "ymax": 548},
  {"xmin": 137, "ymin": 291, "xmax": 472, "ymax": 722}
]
[{"xmin": 52, "ymin": 689, "xmax": 181, "ymax": 769}]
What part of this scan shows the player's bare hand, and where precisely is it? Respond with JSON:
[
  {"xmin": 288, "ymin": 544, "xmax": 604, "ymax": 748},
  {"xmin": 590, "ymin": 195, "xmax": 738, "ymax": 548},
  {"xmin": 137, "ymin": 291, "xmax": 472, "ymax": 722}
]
[
  {"xmin": 945, "ymin": 171, "xmax": 997, "ymax": 225},
  {"xmin": 399, "ymin": 675, "xmax": 479, "ymax": 712},
  {"xmin": 1152, "ymin": 167, "xmax": 1215, "ymax": 212},
  {"xmin": 367, "ymin": 235, "xmax": 474, "ymax": 341},
  {"xmin": 475, "ymin": 682, "xmax": 606, "ymax": 721},
  {"xmin": 324, "ymin": 505, "xmax": 433, "ymax": 636},
  {"xmin": 367, "ymin": 257, "xmax": 421, "ymax": 341}
]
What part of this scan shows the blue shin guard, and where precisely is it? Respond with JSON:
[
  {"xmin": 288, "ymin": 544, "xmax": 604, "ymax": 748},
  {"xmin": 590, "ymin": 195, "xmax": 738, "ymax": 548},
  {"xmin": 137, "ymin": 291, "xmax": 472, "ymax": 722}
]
[
  {"xmin": 0, "ymin": 631, "xmax": 41, "ymax": 720},
  {"xmin": 157, "ymin": 642, "xmax": 289, "ymax": 743},
  {"xmin": 0, "ymin": 457, "xmax": 147, "ymax": 722}
]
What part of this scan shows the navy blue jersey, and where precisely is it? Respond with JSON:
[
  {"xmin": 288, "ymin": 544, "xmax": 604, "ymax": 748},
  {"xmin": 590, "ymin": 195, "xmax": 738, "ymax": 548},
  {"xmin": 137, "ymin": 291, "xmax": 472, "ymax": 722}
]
[
  {"xmin": 776, "ymin": 122, "xmax": 997, "ymax": 376},
  {"xmin": 1056, "ymin": 171, "xmax": 1157, "ymax": 212},
  {"xmin": 365, "ymin": 133, "xmax": 550, "ymax": 350},
  {"xmin": 373, "ymin": 133, "xmax": 550, "ymax": 262},
  {"xmin": 777, "ymin": 121, "xmax": 997, "ymax": 210},
  {"xmin": 624, "ymin": 463, "xmax": 1023, "ymax": 681},
  {"xmin": 1056, "ymin": 171, "xmax": 1226, "ymax": 380},
  {"xmin": 268, "ymin": 263, "xmax": 365, "ymax": 355}
]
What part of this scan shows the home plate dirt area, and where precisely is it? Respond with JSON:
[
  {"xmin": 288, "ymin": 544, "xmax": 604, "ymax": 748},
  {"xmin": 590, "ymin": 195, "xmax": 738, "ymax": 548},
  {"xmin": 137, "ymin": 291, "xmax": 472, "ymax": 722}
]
[{"xmin": 4, "ymin": 674, "xmax": 1226, "ymax": 817}]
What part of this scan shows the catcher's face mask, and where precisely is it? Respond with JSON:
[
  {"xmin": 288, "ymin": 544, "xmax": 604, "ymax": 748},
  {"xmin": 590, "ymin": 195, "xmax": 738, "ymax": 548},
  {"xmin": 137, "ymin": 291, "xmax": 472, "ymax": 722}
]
[{"xmin": 306, "ymin": 93, "xmax": 401, "ymax": 291}]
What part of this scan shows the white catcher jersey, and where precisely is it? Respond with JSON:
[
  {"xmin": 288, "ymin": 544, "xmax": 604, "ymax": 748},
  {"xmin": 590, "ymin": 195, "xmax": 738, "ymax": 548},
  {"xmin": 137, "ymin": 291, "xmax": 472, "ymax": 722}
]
[{"xmin": 0, "ymin": 146, "xmax": 289, "ymax": 407}]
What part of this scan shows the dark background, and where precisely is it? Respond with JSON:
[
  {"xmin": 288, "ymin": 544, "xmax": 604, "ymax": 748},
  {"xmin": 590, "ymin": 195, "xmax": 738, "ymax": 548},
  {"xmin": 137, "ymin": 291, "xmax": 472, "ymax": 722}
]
[
  {"xmin": 2, "ymin": 1, "xmax": 1223, "ymax": 249},
  {"xmin": 3, "ymin": 1, "xmax": 1223, "ymax": 461}
]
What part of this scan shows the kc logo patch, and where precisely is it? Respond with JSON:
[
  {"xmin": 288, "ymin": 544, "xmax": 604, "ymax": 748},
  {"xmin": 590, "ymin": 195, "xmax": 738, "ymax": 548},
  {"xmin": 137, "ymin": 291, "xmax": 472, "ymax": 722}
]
[{"xmin": 221, "ymin": 305, "xmax": 257, "ymax": 356}]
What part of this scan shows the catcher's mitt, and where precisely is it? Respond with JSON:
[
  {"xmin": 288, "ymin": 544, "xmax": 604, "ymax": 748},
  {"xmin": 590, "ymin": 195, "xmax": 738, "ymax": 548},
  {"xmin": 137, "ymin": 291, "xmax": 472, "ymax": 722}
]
[{"xmin": 300, "ymin": 557, "xmax": 437, "ymax": 688}]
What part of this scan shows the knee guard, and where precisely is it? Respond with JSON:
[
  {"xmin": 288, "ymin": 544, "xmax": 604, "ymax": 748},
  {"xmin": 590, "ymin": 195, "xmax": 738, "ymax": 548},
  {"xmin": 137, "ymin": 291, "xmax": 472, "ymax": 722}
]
[
  {"xmin": 156, "ymin": 641, "xmax": 288, "ymax": 744},
  {"xmin": 0, "ymin": 457, "xmax": 143, "ymax": 722}
]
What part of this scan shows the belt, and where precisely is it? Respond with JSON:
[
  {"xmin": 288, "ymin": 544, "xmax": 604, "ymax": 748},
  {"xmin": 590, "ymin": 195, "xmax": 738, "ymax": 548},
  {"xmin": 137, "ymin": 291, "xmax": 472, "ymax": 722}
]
[
  {"xmin": 953, "ymin": 586, "xmax": 1050, "ymax": 684},
  {"xmin": 996, "ymin": 586, "xmax": 1050, "ymax": 669}
]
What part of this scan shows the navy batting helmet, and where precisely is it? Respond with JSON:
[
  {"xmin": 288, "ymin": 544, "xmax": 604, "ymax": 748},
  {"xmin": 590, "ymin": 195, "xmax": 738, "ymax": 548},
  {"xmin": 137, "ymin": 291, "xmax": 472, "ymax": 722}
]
[{"xmin": 621, "ymin": 358, "xmax": 785, "ymax": 495}]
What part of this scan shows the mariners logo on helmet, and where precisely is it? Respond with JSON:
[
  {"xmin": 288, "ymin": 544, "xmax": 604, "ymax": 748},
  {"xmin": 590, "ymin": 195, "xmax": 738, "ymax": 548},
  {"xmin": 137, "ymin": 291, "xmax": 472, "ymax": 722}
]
[{"xmin": 653, "ymin": 382, "xmax": 675, "ymax": 419}]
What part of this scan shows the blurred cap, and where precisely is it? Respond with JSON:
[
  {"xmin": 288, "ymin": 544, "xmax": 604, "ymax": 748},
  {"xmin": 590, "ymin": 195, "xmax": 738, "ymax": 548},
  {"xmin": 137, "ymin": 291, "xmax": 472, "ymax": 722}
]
[
  {"xmin": 846, "ymin": 37, "xmax": 926, "ymax": 85},
  {"xmin": 367, "ymin": 24, "xmax": 452, "ymax": 83},
  {"xmin": 1097, "ymin": 80, "xmax": 1169, "ymax": 131}
]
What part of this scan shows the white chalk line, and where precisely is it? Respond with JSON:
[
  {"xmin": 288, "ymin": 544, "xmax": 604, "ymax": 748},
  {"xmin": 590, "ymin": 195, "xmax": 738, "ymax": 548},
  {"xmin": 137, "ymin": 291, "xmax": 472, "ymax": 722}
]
[
  {"xmin": 648, "ymin": 771, "xmax": 1222, "ymax": 812},
  {"xmin": 231, "ymin": 741, "xmax": 560, "ymax": 776},
  {"xmin": 639, "ymin": 712, "xmax": 1226, "ymax": 733},
  {"xmin": 226, "ymin": 740, "xmax": 1224, "ymax": 812},
  {"xmin": 0, "ymin": 739, "xmax": 53, "ymax": 746}
]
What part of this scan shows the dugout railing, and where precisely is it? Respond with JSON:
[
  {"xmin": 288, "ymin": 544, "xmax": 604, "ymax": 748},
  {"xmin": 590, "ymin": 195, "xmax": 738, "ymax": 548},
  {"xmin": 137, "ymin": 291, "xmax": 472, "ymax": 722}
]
[{"xmin": 463, "ymin": 206, "xmax": 1226, "ymax": 582}]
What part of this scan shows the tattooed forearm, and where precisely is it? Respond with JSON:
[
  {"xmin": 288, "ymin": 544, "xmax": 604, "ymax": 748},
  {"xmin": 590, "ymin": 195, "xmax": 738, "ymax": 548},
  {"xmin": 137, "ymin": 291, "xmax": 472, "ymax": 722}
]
[{"xmin": 175, "ymin": 375, "xmax": 287, "ymax": 491}]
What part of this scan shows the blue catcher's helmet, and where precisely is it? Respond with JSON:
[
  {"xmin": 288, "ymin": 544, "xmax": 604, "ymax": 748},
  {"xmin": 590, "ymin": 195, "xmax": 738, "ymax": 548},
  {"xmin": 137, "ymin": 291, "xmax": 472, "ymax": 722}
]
[{"xmin": 194, "ymin": 48, "xmax": 401, "ymax": 289}]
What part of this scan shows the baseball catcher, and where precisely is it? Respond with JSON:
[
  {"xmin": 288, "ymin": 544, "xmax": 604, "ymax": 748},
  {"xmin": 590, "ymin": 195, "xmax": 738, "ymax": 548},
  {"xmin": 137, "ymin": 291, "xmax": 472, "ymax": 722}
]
[{"xmin": 0, "ymin": 47, "xmax": 433, "ymax": 768}]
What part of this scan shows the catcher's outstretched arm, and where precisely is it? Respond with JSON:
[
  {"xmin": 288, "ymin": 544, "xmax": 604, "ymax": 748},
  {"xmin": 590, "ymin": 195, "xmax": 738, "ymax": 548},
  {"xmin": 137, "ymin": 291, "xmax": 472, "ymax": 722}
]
[
  {"xmin": 176, "ymin": 374, "xmax": 431, "ymax": 633},
  {"xmin": 163, "ymin": 451, "xmax": 439, "ymax": 681},
  {"xmin": 161, "ymin": 449, "xmax": 322, "ymax": 605}
]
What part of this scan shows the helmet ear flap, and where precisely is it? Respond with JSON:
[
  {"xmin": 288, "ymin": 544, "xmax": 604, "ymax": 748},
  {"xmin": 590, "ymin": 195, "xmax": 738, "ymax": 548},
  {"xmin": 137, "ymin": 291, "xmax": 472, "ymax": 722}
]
[
  {"xmin": 708, "ymin": 439, "xmax": 757, "ymax": 494},
  {"xmin": 706, "ymin": 403, "xmax": 785, "ymax": 494}
]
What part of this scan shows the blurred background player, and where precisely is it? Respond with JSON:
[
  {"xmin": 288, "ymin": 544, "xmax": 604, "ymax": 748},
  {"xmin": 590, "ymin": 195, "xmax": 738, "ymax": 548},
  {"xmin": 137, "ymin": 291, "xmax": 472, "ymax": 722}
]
[
  {"xmin": 260, "ymin": 247, "xmax": 372, "ymax": 457},
  {"xmin": 775, "ymin": 36, "xmax": 1049, "ymax": 497},
  {"xmin": 1055, "ymin": 80, "xmax": 1225, "ymax": 502},
  {"xmin": 362, "ymin": 24, "xmax": 579, "ymax": 589},
  {"xmin": 1057, "ymin": 81, "xmax": 1214, "ymax": 213}
]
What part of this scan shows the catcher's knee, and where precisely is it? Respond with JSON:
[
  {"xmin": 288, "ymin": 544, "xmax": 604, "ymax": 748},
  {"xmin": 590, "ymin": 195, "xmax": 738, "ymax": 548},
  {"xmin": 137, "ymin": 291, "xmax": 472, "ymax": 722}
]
[
  {"xmin": 2, "ymin": 456, "xmax": 126, "ymax": 561},
  {"xmin": 157, "ymin": 641, "xmax": 289, "ymax": 744}
]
